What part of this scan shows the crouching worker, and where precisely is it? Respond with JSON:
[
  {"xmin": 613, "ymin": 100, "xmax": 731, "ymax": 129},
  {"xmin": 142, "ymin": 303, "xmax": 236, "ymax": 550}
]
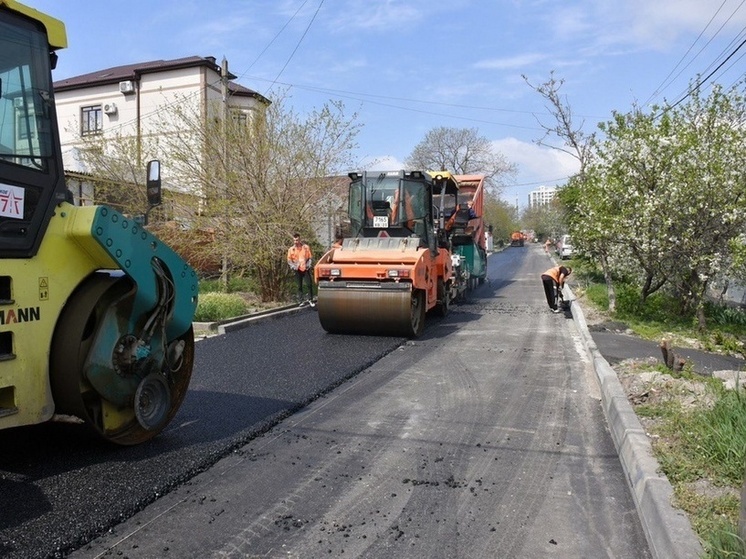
[{"xmin": 541, "ymin": 265, "xmax": 572, "ymax": 313}]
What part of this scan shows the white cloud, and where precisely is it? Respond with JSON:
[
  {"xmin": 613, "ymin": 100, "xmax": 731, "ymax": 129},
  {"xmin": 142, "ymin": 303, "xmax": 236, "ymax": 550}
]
[
  {"xmin": 358, "ymin": 155, "xmax": 406, "ymax": 171},
  {"xmin": 493, "ymin": 137, "xmax": 580, "ymax": 184},
  {"xmin": 327, "ymin": 0, "xmax": 425, "ymax": 31},
  {"xmin": 473, "ymin": 53, "xmax": 546, "ymax": 70},
  {"xmin": 624, "ymin": 0, "xmax": 746, "ymax": 46}
]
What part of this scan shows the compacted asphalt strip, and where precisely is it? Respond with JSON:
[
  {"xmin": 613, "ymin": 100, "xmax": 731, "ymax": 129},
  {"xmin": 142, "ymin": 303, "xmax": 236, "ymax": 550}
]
[
  {"xmin": 200, "ymin": 259, "xmax": 711, "ymax": 559},
  {"xmin": 144, "ymin": 249, "xmax": 722, "ymax": 559}
]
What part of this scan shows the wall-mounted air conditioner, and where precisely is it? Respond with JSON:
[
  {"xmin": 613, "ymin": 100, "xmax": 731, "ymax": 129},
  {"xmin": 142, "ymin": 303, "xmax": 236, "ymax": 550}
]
[
  {"xmin": 103, "ymin": 103, "xmax": 118, "ymax": 115},
  {"xmin": 119, "ymin": 80, "xmax": 135, "ymax": 94},
  {"xmin": 13, "ymin": 97, "xmax": 25, "ymax": 109}
]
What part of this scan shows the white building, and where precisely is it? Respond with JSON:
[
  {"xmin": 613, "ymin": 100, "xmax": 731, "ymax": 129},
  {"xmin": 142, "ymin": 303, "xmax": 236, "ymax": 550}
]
[
  {"xmin": 527, "ymin": 185, "xmax": 557, "ymax": 208},
  {"xmin": 53, "ymin": 56, "xmax": 270, "ymax": 206}
]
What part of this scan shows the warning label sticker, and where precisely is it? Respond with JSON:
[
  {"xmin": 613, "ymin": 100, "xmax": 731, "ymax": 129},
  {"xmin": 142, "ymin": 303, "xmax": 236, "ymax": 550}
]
[{"xmin": 0, "ymin": 183, "xmax": 24, "ymax": 219}]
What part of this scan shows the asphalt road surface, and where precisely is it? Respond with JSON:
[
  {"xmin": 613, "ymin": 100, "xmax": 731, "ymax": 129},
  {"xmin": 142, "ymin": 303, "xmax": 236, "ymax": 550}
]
[
  {"xmin": 0, "ymin": 310, "xmax": 402, "ymax": 558},
  {"xmin": 1, "ymin": 245, "xmax": 651, "ymax": 558}
]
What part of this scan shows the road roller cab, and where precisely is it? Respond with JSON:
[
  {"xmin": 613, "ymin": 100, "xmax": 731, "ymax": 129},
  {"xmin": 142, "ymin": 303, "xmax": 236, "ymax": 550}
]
[
  {"xmin": 0, "ymin": 1, "xmax": 198, "ymax": 444},
  {"xmin": 314, "ymin": 170, "xmax": 452, "ymax": 337}
]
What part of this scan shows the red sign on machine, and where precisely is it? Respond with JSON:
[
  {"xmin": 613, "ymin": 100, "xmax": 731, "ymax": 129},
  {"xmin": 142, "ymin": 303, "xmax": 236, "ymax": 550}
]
[{"xmin": 0, "ymin": 183, "xmax": 24, "ymax": 219}]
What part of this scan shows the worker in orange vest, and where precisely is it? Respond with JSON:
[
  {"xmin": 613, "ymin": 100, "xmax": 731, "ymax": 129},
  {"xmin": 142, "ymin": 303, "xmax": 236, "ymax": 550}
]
[
  {"xmin": 541, "ymin": 265, "xmax": 572, "ymax": 313},
  {"xmin": 287, "ymin": 233, "xmax": 314, "ymax": 304}
]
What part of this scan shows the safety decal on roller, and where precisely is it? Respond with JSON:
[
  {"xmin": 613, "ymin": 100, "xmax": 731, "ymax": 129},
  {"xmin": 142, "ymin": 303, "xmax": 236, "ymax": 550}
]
[{"xmin": 0, "ymin": 183, "xmax": 24, "ymax": 219}]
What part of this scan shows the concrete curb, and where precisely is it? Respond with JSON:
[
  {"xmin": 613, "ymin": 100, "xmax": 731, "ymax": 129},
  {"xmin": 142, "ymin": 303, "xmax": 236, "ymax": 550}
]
[
  {"xmin": 193, "ymin": 304, "xmax": 308, "ymax": 338},
  {"xmin": 218, "ymin": 305, "xmax": 307, "ymax": 334},
  {"xmin": 565, "ymin": 284, "xmax": 704, "ymax": 559}
]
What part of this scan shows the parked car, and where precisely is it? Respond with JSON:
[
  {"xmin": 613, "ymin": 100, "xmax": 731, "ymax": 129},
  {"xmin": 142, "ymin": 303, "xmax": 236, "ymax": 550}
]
[{"xmin": 557, "ymin": 235, "xmax": 574, "ymax": 260}]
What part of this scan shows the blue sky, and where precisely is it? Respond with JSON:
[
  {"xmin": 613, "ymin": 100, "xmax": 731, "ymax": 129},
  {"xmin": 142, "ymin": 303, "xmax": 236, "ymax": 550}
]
[{"xmin": 32, "ymin": 0, "xmax": 746, "ymax": 208}]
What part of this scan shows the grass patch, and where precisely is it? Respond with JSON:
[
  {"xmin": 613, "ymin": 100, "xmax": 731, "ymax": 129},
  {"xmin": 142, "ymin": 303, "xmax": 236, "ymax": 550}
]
[
  {"xmin": 615, "ymin": 354, "xmax": 746, "ymax": 557},
  {"xmin": 199, "ymin": 276, "xmax": 256, "ymax": 294},
  {"xmin": 575, "ymin": 269, "xmax": 746, "ymax": 357},
  {"xmin": 194, "ymin": 292, "xmax": 249, "ymax": 322}
]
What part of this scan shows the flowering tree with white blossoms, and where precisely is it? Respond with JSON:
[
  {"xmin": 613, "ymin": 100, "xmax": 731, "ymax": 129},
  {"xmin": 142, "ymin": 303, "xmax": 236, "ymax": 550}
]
[{"xmin": 569, "ymin": 82, "xmax": 746, "ymax": 329}]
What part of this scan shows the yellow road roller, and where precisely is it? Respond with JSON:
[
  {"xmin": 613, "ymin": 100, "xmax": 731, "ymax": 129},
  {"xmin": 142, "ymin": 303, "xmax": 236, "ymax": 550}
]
[{"xmin": 0, "ymin": 1, "xmax": 198, "ymax": 444}]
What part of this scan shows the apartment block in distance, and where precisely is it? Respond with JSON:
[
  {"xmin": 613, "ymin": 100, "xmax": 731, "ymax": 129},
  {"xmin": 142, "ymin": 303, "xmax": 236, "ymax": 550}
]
[{"xmin": 527, "ymin": 185, "xmax": 557, "ymax": 208}]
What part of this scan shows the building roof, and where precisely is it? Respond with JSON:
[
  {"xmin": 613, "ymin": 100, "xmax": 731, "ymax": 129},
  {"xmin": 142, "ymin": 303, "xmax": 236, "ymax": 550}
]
[{"xmin": 53, "ymin": 55, "xmax": 270, "ymax": 105}]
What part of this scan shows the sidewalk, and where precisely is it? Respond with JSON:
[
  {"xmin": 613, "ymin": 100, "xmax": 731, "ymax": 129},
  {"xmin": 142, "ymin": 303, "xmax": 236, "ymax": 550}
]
[{"xmin": 588, "ymin": 325, "xmax": 745, "ymax": 376}]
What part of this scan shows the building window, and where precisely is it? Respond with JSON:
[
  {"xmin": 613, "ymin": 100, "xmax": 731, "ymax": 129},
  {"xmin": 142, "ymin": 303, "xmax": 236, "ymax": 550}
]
[
  {"xmin": 81, "ymin": 105, "xmax": 103, "ymax": 136},
  {"xmin": 231, "ymin": 109, "xmax": 248, "ymax": 126}
]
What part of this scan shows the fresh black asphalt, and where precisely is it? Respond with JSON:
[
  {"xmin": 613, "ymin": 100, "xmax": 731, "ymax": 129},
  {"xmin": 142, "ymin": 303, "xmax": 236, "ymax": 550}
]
[{"xmin": 590, "ymin": 325, "xmax": 745, "ymax": 375}]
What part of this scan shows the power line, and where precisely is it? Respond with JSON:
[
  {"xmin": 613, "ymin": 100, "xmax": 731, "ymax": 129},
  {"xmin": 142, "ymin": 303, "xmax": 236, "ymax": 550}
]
[
  {"xmin": 665, "ymin": 26, "xmax": 746, "ymax": 105},
  {"xmin": 668, "ymin": 35, "xmax": 746, "ymax": 109},
  {"xmin": 243, "ymin": 0, "xmax": 310, "ymax": 74},
  {"xmin": 643, "ymin": 0, "xmax": 731, "ymax": 107},
  {"xmin": 247, "ymin": 76, "xmax": 558, "ymax": 116},
  {"xmin": 511, "ymin": 176, "xmax": 571, "ymax": 187},
  {"xmin": 265, "ymin": 0, "xmax": 324, "ymax": 95}
]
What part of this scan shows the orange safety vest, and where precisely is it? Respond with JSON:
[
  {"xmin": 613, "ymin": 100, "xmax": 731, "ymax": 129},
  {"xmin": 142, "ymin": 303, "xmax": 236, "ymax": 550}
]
[
  {"xmin": 288, "ymin": 243, "xmax": 312, "ymax": 272},
  {"xmin": 542, "ymin": 266, "xmax": 569, "ymax": 284}
]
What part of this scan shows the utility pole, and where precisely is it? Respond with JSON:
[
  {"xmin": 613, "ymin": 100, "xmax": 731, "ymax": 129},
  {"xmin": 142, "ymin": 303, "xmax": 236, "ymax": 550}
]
[{"xmin": 220, "ymin": 57, "xmax": 229, "ymax": 289}]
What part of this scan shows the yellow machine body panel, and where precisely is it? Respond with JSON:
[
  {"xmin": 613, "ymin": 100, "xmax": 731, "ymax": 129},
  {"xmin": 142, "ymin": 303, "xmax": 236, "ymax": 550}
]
[
  {"xmin": 0, "ymin": 0, "xmax": 67, "ymax": 48},
  {"xmin": 0, "ymin": 205, "xmax": 115, "ymax": 427},
  {"xmin": 0, "ymin": 2, "xmax": 198, "ymax": 444}
]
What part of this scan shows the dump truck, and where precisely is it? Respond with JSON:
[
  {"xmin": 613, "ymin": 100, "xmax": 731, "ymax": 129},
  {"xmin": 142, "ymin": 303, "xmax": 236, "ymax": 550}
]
[
  {"xmin": 314, "ymin": 170, "xmax": 452, "ymax": 337},
  {"xmin": 451, "ymin": 174, "xmax": 487, "ymax": 288},
  {"xmin": 0, "ymin": 1, "xmax": 198, "ymax": 444},
  {"xmin": 510, "ymin": 231, "xmax": 525, "ymax": 247}
]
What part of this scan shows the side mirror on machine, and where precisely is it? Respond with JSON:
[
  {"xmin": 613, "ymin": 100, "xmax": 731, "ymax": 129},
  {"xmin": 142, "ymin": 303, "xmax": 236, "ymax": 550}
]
[
  {"xmin": 146, "ymin": 160, "xmax": 162, "ymax": 207},
  {"xmin": 137, "ymin": 160, "xmax": 162, "ymax": 226}
]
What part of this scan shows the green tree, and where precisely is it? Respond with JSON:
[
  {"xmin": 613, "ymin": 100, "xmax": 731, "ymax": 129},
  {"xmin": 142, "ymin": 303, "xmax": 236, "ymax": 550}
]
[
  {"xmin": 524, "ymin": 72, "xmax": 619, "ymax": 311},
  {"xmin": 74, "ymin": 129, "xmax": 161, "ymax": 215},
  {"xmin": 658, "ymin": 84, "xmax": 746, "ymax": 326},
  {"xmin": 577, "ymin": 107, "xmax": 678, "ymax": 304},
  {"xmin": 483, "ymin": 193, "xmax": 518, "ymax": 245},
  {"xmin": 521, "ymin": 199, "xmax": 563, "ymax": 242},
  {"xmin": 76, "ymin": 89, "xmax": 360, "ymax": 302},
  {"xmin": 572, "ymin": 83, "xmax": 746, "ymax": 328}
]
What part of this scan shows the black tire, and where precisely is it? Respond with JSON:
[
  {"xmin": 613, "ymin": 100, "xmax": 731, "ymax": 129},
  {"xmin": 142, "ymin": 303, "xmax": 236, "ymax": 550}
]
[
  {"xmin": 407, "ymin": 290, "xmax": 426, "ymax": 338},
  {"xmin": 435, "ymin": 279, "xmax": 449, "ymax": 317}
]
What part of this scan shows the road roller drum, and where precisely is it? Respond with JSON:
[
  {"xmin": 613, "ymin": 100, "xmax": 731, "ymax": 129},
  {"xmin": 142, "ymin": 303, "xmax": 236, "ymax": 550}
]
[{"xmin": 317, "ymin": 281, "xmax": 425, "ymax": 337}]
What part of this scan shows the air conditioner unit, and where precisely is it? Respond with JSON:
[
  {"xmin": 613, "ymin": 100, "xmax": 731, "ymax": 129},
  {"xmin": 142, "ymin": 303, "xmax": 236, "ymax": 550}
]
[
  {"xmin": 119, "ymin": 80, "xmax": 135, "ymax": 94},
  {"xmin": 103, "ymin": 102, "xmax": 118, "ymax": 115},
  {"xmin": 13, "ymin": 97, "xmax": 25, "ymax": 109}
]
